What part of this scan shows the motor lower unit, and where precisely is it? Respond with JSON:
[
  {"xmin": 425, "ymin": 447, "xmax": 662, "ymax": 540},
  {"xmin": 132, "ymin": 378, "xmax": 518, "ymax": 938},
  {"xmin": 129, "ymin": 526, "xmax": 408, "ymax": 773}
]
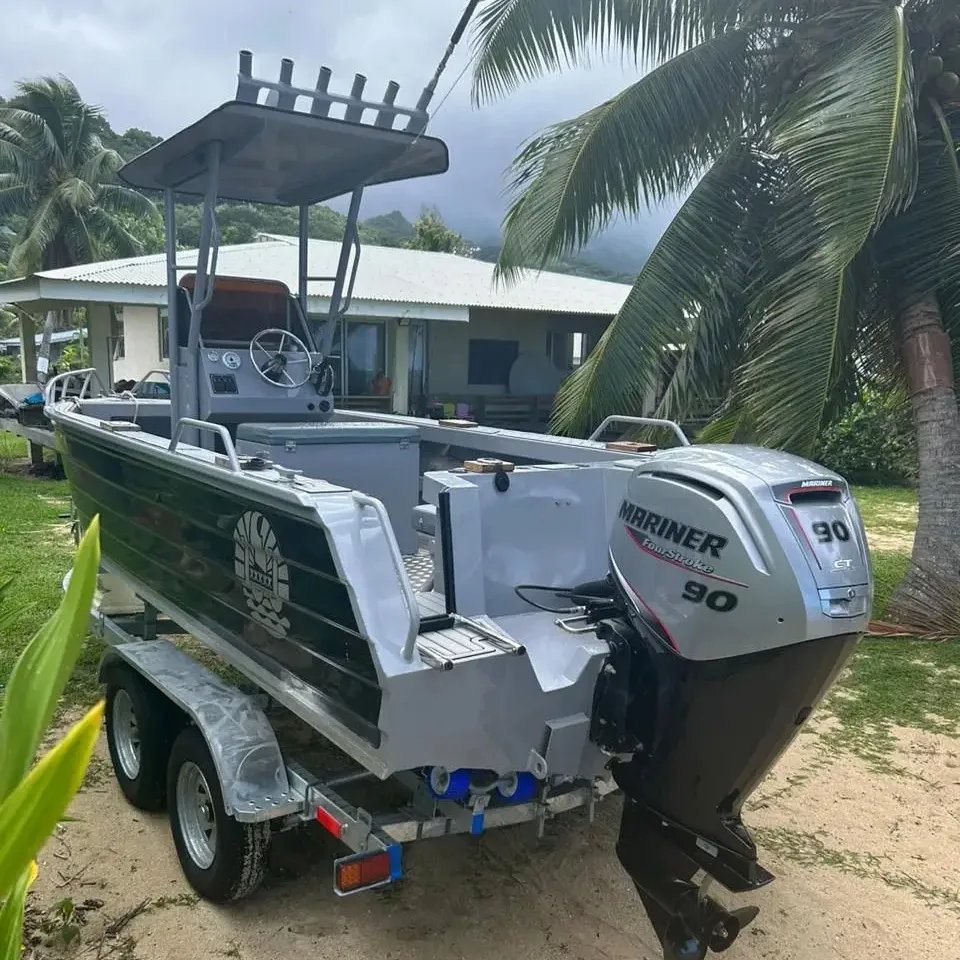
[{"xmin": 581, "ymin": 444, "xmax": 871, "ymax": 959}]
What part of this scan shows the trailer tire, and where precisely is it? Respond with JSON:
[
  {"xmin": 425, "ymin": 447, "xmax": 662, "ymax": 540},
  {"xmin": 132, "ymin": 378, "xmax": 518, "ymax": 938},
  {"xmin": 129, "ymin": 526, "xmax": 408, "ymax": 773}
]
[
  {"xmin": 167, "ymin": 727, "xmax": 270, "ymax": 903},
  {"xmin": 105, "ymin": 666, "xmax": 178, "ymax": 811}
]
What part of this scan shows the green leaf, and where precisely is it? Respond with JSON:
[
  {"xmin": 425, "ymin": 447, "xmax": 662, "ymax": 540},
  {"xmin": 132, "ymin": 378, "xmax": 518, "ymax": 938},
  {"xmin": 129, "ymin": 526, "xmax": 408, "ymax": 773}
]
[
  {"xmin": 0, "ymin": 702, "xmax": 103, "ymax": 902},
  {"xmin": 876, "ymin": 100, "xmax": 960, "ymax": 299},
  {"xmin": 495, "ymin": 28, "xmax": 754, "ymax": 277},
  {"xmin": 549, "ymin": 139, "xmax": 761, "ymax": 436},
  {"xmin": 768, "ymin": 5, "xmax": 913, "ymax": 267},
  {"xmin": 737, "ymin": 5, "xmax": 913, "ymax": 453},
  {"xmin": 0, "ymin": 516, "xmax": 100, "ymax": 803},
  {"xmin": 0, "ymin": 861, "xmax": 37, "ymax": 960}
]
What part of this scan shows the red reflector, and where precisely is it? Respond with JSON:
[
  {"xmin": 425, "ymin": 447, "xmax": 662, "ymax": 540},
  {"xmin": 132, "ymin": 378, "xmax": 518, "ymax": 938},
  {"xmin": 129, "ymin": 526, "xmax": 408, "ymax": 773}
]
[
  {"xmin": 336, "ymin": 852, "xmax": 391, "ymax": 893},
  {"xmin": 316, "ymin": 806, "xmax": 342, "ymax": 838}
]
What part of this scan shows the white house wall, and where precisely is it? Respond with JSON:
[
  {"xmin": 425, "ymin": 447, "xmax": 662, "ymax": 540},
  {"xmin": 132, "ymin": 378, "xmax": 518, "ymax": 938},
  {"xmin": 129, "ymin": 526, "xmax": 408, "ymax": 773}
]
[
  {"xmin": 112, "ymin": 305, "xmax": 164, "ymax": 383},
  {"xmin": 428, "ymin": 308, "xmax": 610, "ymax": 397}
]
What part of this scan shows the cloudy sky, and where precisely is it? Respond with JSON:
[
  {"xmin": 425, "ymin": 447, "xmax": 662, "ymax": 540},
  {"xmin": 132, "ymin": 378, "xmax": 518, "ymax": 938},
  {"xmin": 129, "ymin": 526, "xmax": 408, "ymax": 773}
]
[{"xmin": 2, "ymin": 0, "xmax": 674, "ymax": 259}]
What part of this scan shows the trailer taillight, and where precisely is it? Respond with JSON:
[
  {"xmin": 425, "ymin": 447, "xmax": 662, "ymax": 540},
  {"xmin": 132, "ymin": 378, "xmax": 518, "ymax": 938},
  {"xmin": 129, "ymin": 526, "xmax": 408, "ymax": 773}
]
[{"xmin": 334, "ymin": 848, "xmax": 399, "ymax": 895}]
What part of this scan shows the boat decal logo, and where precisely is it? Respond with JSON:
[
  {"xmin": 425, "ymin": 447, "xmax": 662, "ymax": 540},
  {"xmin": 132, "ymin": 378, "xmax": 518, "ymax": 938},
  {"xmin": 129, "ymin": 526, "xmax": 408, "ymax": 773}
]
[{"xmin": 234, "ymin": 511, "xmax": 291, "ymax": 637}]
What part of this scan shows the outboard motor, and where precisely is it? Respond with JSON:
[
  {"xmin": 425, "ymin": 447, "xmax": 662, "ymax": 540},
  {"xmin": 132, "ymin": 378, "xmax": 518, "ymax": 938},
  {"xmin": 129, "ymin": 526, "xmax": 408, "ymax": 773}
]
[{"xmin": 584, "ymin": 445, "xmax": 871, "ymax": 959}]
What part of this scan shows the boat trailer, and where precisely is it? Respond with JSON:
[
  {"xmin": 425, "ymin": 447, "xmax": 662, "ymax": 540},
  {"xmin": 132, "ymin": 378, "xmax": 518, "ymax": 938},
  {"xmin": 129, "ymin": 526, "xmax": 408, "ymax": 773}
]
[{"xmin": 86, "ymin": 579, "xmax": 617, "ymax": 899}]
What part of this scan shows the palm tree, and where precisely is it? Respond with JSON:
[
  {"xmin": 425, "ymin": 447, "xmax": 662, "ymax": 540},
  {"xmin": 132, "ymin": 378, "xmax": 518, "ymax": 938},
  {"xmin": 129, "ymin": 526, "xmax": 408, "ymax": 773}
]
[
  {"xmin": 0, "ymin": 77, "xmax": 158, "ymax": 379},
  {"xmin": 472, "ymin": 1, "xmax": 960, "ymax": 626}
]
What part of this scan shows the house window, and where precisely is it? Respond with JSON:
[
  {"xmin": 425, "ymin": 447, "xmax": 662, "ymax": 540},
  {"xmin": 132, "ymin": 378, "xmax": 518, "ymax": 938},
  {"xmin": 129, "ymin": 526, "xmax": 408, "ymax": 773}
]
[
  {"xmin": 158, "ymin": 309, "xmax": 169, "ymax": 360},
  {"xmin": 110, "ymin": 307, "xmax": 125, "ymax": 360},
  {"xmin": 468, "ymin": 338, "xmax": 519, "ymax": 386},
  {"xmin": 305, "ymin": 316, "xmax": 387, "ymax": 396},
  {"xmin": 346, "ymin": 320, "xmax": 386, "ymax": 395}
]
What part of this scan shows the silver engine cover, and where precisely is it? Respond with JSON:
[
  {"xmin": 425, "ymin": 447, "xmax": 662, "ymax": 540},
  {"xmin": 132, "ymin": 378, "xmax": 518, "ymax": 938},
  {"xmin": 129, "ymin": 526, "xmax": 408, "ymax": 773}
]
[{"xmin": 608, "ymin": 445, "xmax": 873, "ymax": 661}]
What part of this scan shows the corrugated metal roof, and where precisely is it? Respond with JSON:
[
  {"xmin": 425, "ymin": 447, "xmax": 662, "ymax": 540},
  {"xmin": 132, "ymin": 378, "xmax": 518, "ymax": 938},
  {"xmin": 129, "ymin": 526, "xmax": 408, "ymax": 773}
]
[
  {"xmin": 0, "ymin": 328, "xmax": 83, "ymax": 349},
  {"xmin": 15, "ymin": 235, "xmax": 631, "ymax": 316}
]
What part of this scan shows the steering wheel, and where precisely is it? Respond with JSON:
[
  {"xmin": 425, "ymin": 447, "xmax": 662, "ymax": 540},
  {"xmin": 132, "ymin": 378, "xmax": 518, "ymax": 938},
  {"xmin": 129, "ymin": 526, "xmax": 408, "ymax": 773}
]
[{"xmin": 249, "ymin": 328, "xmax": 315, "ymax": 389}]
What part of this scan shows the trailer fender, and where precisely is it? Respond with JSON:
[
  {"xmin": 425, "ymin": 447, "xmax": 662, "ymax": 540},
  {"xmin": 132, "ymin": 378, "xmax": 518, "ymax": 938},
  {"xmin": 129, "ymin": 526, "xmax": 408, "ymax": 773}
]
[{"xmin": 98, "ymin": 640, "xmax": 302, "ymax": 822}]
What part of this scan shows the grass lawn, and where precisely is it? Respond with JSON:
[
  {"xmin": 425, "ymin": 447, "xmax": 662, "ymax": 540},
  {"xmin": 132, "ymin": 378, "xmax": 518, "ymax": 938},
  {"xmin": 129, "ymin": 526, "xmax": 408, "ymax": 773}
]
[
  {"xmin": 0, "ymin": 434, "xmax": 100, "ymax": 706},
  {"xmin": 0, "ymin": 439, "xmax": 957, "ymax": 751}
]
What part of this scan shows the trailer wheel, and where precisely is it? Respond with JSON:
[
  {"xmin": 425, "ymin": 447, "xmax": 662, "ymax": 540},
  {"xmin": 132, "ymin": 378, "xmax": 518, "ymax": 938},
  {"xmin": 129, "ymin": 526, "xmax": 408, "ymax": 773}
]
[
  {"xmin": 167, "ymin": 727, "xmax": 270, "ymax": 903},
  {"xmin": 105, "ymin": 666, "xmax": 178, "ymax": 811}
]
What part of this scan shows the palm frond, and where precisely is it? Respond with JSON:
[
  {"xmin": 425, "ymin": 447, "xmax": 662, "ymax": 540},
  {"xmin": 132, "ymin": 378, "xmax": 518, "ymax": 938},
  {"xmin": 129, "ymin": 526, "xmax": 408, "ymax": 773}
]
[
  {"xmin": 7, "ymin": 191, "xmax": 67, "ymax": 276},
  {"xmin": 769, "ymin": 5, "xmax": 913, "ymax": 265},
  {"xmin": 654, "ymin": 272, "xmax": 751, "ymax": 424},
  {"xmin": 876, "ymin": 100, "xmax": 960, "ymax": 300},
  {"xmin": 470, "ymin": 0, "xmax": 753, "ymax": 102},
  {"xmin": 96, "ymin": 184, "xmax": 158, "ymax": 220},
  {"xmin": 76, "ymin": 144, "xmax": 123, "ymax": 186},
  {"xmin": 54, "ymin": 177, "xmax": 97, "ymax": 212},
  {"xmin": 494, "ymin": 29, "xmax": 754, "ymax": 278},
  {"xmin": 549, "ymin": 139, "xmax": 761, "ymax": 436},
  {"xmin": 82, "ymin": 208, "xmax": 143, "ymax": 259},
  {"xmin": 8, "ymin": 77, "xmax": 87, "ymax": 168},
  {"xmin": 0, "ymin": 184, "xmax": 32, "ymax": 221},
  {"xmin": 730, "ymin": 6, "xmax": 913, "ymax": 453},
  {"xmin": 469, "ymin": 0, "xmax": 855, "ymax": 103},
  {"xmin": 739, "ymin": 258, "xmax": 867, "ymax": 452},
  {"xmin": 0, "ymin": 115, "xmax": 46, "ymax": 182}
]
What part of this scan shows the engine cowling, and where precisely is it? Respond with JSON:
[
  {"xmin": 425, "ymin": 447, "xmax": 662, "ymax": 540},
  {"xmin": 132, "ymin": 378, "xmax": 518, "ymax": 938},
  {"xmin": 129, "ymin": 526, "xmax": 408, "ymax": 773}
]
[{"xmin": 598, "ymin": 444, "xmax": 872, "ymax": 959}]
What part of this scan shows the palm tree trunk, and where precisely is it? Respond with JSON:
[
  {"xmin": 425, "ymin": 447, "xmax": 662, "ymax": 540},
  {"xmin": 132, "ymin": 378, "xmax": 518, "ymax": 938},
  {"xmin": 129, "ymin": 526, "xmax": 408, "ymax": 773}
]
[{"xmin": 887, "ymin": 292, "xmax": 960, "ymax": 628}]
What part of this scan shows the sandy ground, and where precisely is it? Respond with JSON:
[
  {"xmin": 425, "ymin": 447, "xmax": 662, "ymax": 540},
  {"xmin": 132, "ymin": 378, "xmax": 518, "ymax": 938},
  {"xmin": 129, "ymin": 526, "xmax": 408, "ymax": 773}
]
[{"xmin": 24, "ymin": 716, "xmax": 960, "ymax": 960}]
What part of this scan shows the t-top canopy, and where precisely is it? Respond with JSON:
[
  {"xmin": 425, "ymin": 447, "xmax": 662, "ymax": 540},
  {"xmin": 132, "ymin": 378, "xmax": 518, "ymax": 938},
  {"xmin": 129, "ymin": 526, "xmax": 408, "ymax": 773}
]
[{"xmin": 118, "ymin": 101, "xmax": 449, "ymax": 206}]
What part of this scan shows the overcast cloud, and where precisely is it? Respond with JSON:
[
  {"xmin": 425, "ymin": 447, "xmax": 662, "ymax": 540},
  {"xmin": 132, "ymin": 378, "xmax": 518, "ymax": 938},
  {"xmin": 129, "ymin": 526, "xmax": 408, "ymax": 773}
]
[{"xmin": 1, "ymin": 1, "xmax": 675, "ymax": 259}]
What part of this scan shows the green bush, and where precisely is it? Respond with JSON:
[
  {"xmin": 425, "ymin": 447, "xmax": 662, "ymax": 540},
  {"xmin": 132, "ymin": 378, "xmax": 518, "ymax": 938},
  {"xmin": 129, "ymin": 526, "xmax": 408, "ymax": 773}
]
[
  {"xmin": 0, "ymin": 354, "xmax": 18, "ymax": 384},
  {"xmin": 815, "ymin": 390, "xmax": 917, "ymax": 487}
]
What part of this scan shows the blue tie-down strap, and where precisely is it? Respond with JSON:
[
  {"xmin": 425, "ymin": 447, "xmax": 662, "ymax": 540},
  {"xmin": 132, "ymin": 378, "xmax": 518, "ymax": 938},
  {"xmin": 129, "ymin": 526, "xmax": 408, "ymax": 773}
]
[
  {"xmin": 470, "ymin": 810, "xmax": 485, "ymax": 836},
  {"xmin": 388, "ymin": 843, "xmax": 403, "ymax": 880}
]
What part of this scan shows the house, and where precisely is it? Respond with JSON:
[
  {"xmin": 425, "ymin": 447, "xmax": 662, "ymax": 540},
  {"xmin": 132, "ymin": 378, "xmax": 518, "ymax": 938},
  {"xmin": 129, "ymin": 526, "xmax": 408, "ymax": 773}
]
[{"xmin": 0, "ymin": 235, "xmax": 641, "ymax": 430}]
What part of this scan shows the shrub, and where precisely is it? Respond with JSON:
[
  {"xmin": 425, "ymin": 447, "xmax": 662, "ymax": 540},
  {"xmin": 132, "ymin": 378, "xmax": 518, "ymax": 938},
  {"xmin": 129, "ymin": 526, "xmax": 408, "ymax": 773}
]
[{"xmin": 815, "ymin": 390, "xmax": 917, "ymax": 487}]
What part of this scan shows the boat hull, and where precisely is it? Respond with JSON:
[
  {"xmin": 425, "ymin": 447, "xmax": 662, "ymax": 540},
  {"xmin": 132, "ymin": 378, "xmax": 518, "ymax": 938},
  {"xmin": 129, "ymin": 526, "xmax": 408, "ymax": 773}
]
[{"xmin": 58, "ymin": 423, "xmax": 384, "ymax": 745}]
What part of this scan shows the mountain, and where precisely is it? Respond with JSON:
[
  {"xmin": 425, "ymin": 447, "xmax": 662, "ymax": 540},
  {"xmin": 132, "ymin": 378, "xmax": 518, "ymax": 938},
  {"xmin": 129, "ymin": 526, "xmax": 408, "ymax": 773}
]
[{"xmin": 1, "ymin": 98, "xmax": 645, "ymax": 285}]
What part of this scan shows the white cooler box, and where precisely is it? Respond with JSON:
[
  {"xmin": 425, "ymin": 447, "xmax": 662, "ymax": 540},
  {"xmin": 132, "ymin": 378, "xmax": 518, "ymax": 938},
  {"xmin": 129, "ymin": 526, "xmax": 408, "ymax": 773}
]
[{"xmin": 235, "ymin": 421, "xmax": 421, "ymax": 554}]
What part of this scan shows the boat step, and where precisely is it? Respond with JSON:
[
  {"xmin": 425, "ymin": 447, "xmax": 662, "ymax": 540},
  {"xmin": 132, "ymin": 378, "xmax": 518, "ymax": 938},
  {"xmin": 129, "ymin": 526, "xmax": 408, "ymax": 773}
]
[{"xmin": 417, "ymin": 616, "xmax": 523, "ymax": 670}]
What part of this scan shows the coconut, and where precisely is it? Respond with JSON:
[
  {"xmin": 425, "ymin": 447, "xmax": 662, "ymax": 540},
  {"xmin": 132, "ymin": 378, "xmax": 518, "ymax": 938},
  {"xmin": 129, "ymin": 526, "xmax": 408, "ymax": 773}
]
[
  {"xmin": 935, "ymin": 71, "xmax": 960, "ymax": 97},
  {"xmin": 943, "ymin": 46, "xmax": 960, "ymax": 73},
  {"xmin": 923, "ymin": 54, "xmax": 945, "ymax": 81}
]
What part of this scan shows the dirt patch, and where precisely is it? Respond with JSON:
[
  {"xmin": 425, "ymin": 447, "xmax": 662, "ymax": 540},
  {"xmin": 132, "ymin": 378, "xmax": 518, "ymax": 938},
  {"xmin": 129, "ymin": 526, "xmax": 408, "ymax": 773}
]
[
  {"xmin": 866, "ymin": 530, "xmax": 915, "ymax": 552},
  {"xmin": 24, "ymin": 721, "xmax": 960, "ymax": 960},
  {"xmin": 863, "ymin": 501, "xmax": 917, "ymax": 554}
]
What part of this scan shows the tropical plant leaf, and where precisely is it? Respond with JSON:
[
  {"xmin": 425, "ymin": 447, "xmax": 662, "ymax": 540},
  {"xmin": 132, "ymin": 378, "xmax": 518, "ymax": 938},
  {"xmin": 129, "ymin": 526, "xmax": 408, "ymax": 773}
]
[
  {"xmin": 472, "ymin": 0, "xmax": 657, "ymax": 103},
  {"xmin": 735, "ymin": 5, "xmax": 913, "ymax": 453},
  {"xmin": 876, "ymin": 99, "xmax": 960, "ymax": 300},
  {"xmin": 495, "ymin": 28, "xmax": 754, "ymax": 278},
  {"xmin": 550, "ymin": 139, "xmax": 761, "ymax": 436},
  {"xmin": 469, "ymin": 0, "xmax": 859, "ymax": 104},
  {"xmin": 54, "ymin": 177, "xmax": 97, "ymax": 211},
  {"xmin": 0, "ymin": 517, "xmax": 100, "ymax": 803},
  {"xmin": 0, "ymin": 701, "xmax": 103, "ymax": 902},
  {"xmin": 97, "ymin": 184, "xmax": 159, "ymax": 220},
  {"xmin": 0, "ymin": 860, "xmax": 38, "ymax": 960},
  {"xmin": 83, "ymin": 209, "xmax": 143, "ymax": 259},
  {"xmin": 768, "ymin": 5, "xmax": 912, "ymax": 266}
]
